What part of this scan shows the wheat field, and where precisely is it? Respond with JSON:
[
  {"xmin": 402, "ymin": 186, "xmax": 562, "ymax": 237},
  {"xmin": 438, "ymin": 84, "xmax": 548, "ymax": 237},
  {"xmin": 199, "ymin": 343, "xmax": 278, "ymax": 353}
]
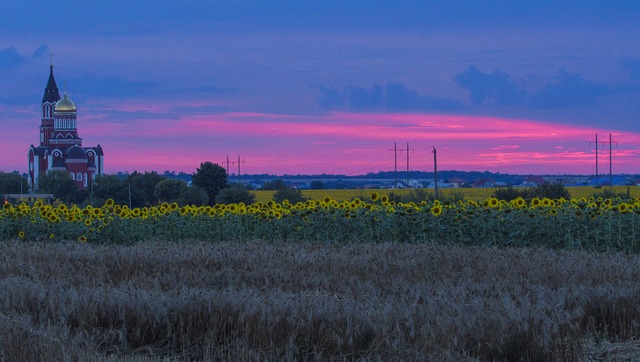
[{"xmin": 1, "ymin": 240, "xmax": 639, "ymax": 360}]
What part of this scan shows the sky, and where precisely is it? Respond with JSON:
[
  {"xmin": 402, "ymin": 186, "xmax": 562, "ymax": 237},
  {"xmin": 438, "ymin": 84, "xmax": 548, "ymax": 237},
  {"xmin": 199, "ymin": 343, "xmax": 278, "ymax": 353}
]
[{"xmin": 1, "ymin": 1, "xmax": 640, "ymax": 176}]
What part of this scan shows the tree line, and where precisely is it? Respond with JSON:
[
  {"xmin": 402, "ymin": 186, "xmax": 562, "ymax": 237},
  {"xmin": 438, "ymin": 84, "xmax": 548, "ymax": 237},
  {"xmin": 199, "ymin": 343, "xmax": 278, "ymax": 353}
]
[{"xmin": 1, "ymin": 162, "xmax": 261, "ymax": 207}]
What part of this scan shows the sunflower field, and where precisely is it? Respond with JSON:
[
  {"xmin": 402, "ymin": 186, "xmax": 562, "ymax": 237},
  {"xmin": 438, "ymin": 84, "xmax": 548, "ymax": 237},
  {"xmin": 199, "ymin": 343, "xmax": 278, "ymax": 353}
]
[{"xmin": 3, "ymin": 193, "xmax": 640, "ymax": 252}]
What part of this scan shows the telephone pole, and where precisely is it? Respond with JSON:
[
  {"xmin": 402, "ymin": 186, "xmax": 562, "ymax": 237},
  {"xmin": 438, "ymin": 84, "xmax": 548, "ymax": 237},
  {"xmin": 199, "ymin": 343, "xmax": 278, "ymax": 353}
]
[
  {"xmin": 608, "ymin": 133, "xmax": 617, "ymax": 188},
  {"xmin": 590, "ymin": 134, "xmax": 602, "ymax": 188},
  {"xmin": 433, "ymin": 147, "xmax": 439, "ymax": 200},
  {"xmin": 590, "ymin": 133, "xmax": 617, "ymax": 188},
  {"xmin": 400, "ymin": 142, "xmax": 414, "ymax": 185},
  {"xmin": 389, "ymin": 142, "xmax": 398, "ymax": 188},
  {"xmin": 222, "ymin": 155, "xmax": 231, "ymax": 176},
  {"xmin": 229, "ymin": 156, "xmax": 245, "ymax": 180}
]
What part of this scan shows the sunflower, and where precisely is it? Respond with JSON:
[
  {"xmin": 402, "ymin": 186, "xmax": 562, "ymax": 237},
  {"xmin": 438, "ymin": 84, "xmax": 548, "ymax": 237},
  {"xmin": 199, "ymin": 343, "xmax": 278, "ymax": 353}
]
[
  {"xmin": 18, "ymin": 230, "xmax": 25, "ymax": 238},
  {"xmin": 370, "ymin": 192, "xmax": 379, "ymax": 202},
  {"xmin": 79, "ymin": 235, "xmax": 87, "ymax": 243},
  {"xmin": 618, "ymin": 203, "xmax": 630, "ymax": 214},
  {"xmin": 430, "ymin": 205, "xmax": 443, "ymax": 217}
]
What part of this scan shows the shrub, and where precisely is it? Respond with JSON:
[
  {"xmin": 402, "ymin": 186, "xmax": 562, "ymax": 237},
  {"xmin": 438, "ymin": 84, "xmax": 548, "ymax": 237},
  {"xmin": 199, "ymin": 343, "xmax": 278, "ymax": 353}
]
[
  {"xmin": 273, "ymin": 187, "xmax": 307, "ymax": 204},
  {"xmin": 493, "ymin": 186, "xmax": 523, "ymax": 201},
  {"xmin": 493, "ymin": 183, "xmax": 570, "ymax": 201},
  {"xmin": 216, "ymin": 184, "xmax": 256, "ymax": 205}
]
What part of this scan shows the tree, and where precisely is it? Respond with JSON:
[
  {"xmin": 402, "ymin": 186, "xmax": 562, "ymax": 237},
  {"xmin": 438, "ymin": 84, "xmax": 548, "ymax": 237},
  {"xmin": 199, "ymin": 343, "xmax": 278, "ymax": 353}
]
[
  {"xmin": 0, "ymin": 172, "xmax": 25, "ymax": 194},
  {"xmin": 191, "ymin": 162, "xmax": 228, "ymax": 205},
  {"xmin": 92, "ymin": 175, "xmax": 146, "ymax": 207},
  {"xmin": 309, "ymin": 180, "xmax": 324, "ymax": 190},
  {"xmin": 261, "ymin": 179, "xmax": 287, "ymax": 190},
  {"xmin": 154, "ymin": 179, "xmax": 187, "ymax": 204},
  {"xmin": 273, "ymin": 186, "xmax": 307, "ymax": 204},
  {"xmin": 179, "ymin": 185, "xmax": 209, "ymax": 206},
  {"xmin": 127, "ymin": 171, "xmax": 164, "ymax": 205},
  {"xmin": 216, "ymin": 184, "xmax": 256, "ymax": 204},
  {"xmin": 37, "ymin": 171, "xmax": 78, "ymax": 203}
]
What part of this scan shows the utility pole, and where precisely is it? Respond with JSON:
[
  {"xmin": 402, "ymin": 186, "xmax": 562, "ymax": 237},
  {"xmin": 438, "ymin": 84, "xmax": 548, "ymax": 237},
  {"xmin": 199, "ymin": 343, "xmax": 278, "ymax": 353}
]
[
  {"xmin": 433, "ymin": 147, "xmax": 439, "ymax": 200},
  {"xmin": 399, "ymin": 142, "xmax": 414, "ymax": 186},
  {"xmin": 389, "ymin": 142, "xmax": 398, "ymax": 188},
  {"xmin": 590, "ymin": 134, "xmax": 603, "ymax": 188},
  {"xmin": 608, "ymin": 133, "xmax": 617, "ymax": 189},
  {"xmin": 222, "ymin": 155, "xmax": 231, "ymax": 176},
  {"xmin": 590, "ymin": 133, "xmax": 617, "ymax": 188},
  {"xmin": 229, "ymin": 156, "xmax": 245, "ymax": 181}
]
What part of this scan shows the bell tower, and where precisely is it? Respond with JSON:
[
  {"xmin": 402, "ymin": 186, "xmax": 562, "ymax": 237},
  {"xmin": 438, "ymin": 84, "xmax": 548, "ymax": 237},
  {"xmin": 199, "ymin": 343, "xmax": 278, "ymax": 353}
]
[{"xmin": 41, "ymin": 55, "xmax": 61, "ymax": 147}]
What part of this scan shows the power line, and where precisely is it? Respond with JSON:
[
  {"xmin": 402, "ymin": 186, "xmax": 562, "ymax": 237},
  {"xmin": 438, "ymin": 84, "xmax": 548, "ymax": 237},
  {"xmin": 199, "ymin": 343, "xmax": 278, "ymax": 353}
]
[
  {"xmin": 399, "ymin": 142, "xmax": 414, "ymax": 185},
  {"xmin": 589, "ymin": 133, "xmax": 617, "ymax": 188}
]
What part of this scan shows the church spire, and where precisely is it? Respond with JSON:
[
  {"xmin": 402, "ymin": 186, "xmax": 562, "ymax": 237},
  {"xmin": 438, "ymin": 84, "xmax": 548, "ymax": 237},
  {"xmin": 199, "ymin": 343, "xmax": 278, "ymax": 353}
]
[{"xmin": 42, "ymin": 55, "xmax": 61, "ymax": 103}]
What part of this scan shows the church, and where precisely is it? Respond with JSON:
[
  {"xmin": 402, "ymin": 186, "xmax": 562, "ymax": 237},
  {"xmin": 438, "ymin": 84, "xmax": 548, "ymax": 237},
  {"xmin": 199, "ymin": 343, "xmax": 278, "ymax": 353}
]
[{"xmin": 27, "ymin": 64, "xmax": 105, "ymax": 191}]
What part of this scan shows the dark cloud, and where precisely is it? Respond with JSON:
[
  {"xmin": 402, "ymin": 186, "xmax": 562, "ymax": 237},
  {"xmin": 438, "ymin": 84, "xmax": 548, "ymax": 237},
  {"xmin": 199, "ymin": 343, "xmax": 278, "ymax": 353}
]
[
  {"xmin": 314, "ymin": 86, "xmax": 344, "ymax": 110},
  {"xmin": 32, "ymin": 45, "xmax": 49, "ymax": 60},
  {"xmin": 624, "ymin": 60, "xmax": 640, "ymax": 80},
  {"xmin": 454, "ymin": 66, "xmax": 525, "ymax": 106},
  {"xmin": 384, "ymin": 83, "xmax": 462, "ymax": 111},
  {"xmin": 528, "ymin": 69, "xmax": 612, "ymax": 109},
  {"xmin": 345, "ymin": 84, "xmax": 384, "ymax": 110},
  {"xmin": 69, "ymin": 76, "xmax": 155, "ymax": 98},
  {"xmin": 0, "ymin": 47, "xmax": 24, "ymax": 69},
  {"xmin": 315, "ymin": 83, "xmax": 463, "ymax": 112}
]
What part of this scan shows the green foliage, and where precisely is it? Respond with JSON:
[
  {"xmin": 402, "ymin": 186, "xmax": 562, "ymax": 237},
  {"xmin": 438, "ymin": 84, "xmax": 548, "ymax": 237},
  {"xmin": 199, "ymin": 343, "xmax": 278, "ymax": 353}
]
[
  {"xmin": 92, "ymin": 175, "xmax": 146, "ymax": 208},
  {"xmin": 127, "ymin": 171, "xmax": 164, "ymax": 205},
  {"xmin": 386, "ymin": 191, "xmax": 403, "ymax": 203},
  {"xmin": 179, "ymin": 185, "xmax": 209, "ymax": 206},
  {"xmin": 191, "ymin": 162, "xmax": 228, "ymax": 205},
  {"xmin": 492, "ymin": 186, "xmax": 524, "ymax": 201},
  {"xmin": 309, "ymin": 180, "xmax": 325, "ymax": 190},
  {"xmin": 493, "ymin": 183, "xmax": 571, "ymax": 201},
  {"xmin": 261, "ymin": 179, "xmax": 287, "ymax": 190},
  {"xmin": 402, "ymin": 189, "xmax": 436, "ymax": 203},
  {"xmin": 592, "ymin": 187, "xmax": 632, "ymax": 200},
  {"xmin": 216, "ymin": 184, "xmax": 256, "ymax": 204},
  {"xmin": 154, "ymin": 179, "xmax": 187, "ymax": 204},
  {"xmin": 273, "ymin": 187, "xmax": 307, "ymax": 204},
  {"xmin": 528, "ymin": 183, "xmax": 571, "ymax": 200},
  {"xmin": 37, "ymin": 171, "xmax": 80, "ymax": 203},
  {"xmin": 0, "ymin": 172, "xmax": 25, "ymax": 194}
]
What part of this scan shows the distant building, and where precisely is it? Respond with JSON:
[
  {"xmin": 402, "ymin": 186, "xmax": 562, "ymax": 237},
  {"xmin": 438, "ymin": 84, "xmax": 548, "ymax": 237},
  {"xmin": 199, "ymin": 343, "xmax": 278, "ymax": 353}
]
[
  {"xmin": 521, "ymin": 176, "xmax": 547, "ymax": 187},
  {"xmin": 27, "ymin": 64, "xmax": 105, "ymax": 191},
  {"xmin": 473, "ymin": 178, "xmax": 497, "ymax": 188}
]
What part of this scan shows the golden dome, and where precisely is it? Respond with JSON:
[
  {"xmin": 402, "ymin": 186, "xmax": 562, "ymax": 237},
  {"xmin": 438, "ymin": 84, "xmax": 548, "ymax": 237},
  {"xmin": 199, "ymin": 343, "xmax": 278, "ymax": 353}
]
[{"xmin": 54, "ymin": 92, "xmax": 76, "ymax": 112}]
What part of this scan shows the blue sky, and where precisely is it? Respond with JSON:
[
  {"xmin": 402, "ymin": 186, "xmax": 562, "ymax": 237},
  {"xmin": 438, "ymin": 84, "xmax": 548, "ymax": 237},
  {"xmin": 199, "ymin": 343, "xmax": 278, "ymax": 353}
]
[{"xmin": 1, "ymin": 1, "xmax": 640, "ymax": 175}]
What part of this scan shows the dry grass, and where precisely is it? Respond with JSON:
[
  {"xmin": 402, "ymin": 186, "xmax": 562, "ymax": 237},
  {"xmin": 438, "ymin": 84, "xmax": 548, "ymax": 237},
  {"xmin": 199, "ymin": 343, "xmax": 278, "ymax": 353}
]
[{"xmin": 1, "ymin": 240, "xmax": 640, "ymax": 360}]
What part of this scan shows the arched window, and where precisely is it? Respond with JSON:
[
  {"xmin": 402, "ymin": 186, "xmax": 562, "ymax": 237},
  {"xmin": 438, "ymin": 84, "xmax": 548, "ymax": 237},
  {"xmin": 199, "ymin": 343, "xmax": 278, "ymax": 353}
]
[
  {"xmin": 69, "ymin": 172, "xmax": 75, "ymax": 180},
  {"xmin": 77, "ymin": 173, "xmax": 83, "ymax": 181}
]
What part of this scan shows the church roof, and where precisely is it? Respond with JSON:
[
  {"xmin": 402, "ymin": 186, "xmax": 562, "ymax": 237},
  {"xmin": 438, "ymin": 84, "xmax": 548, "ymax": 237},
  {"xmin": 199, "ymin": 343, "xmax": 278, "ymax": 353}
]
[
  {"xmin": 55, "ymin": 92, "xmax": 77, "ymax": 112},
  {"xmin": 52, "ymin": 158, "xmax": 66, "ymax": 168},
  {"xmin": 66, "ymin": 145, "xmax": 87, "ymax": 159},
  {"xmin": 42, "ymin": 65, "xmax": 61, "ymax": 103}
]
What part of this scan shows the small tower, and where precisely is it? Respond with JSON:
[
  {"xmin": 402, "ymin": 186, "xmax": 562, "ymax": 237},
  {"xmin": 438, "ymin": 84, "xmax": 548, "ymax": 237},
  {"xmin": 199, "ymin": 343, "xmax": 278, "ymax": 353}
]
[
  {"xmin": 50, "ymin": 88, "xmax": 82, "ymax": 147},
  {"xmin": 40, "ymin": 63, "xmax": 61, "ymax": 146}
]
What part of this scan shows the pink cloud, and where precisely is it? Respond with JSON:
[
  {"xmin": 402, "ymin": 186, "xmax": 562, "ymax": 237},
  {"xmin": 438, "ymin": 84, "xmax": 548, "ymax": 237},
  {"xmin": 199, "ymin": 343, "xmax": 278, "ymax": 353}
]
[{"xmin": 6, "ymin": 104, "xmax": 640, "ymax": 175}]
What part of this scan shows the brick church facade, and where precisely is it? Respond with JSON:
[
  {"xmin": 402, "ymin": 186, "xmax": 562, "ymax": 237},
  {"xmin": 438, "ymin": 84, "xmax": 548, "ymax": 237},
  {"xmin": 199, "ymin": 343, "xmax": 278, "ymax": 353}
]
[{"xmin": 27, "ymin": 65, "xmax": 104, "ymax": 191}]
